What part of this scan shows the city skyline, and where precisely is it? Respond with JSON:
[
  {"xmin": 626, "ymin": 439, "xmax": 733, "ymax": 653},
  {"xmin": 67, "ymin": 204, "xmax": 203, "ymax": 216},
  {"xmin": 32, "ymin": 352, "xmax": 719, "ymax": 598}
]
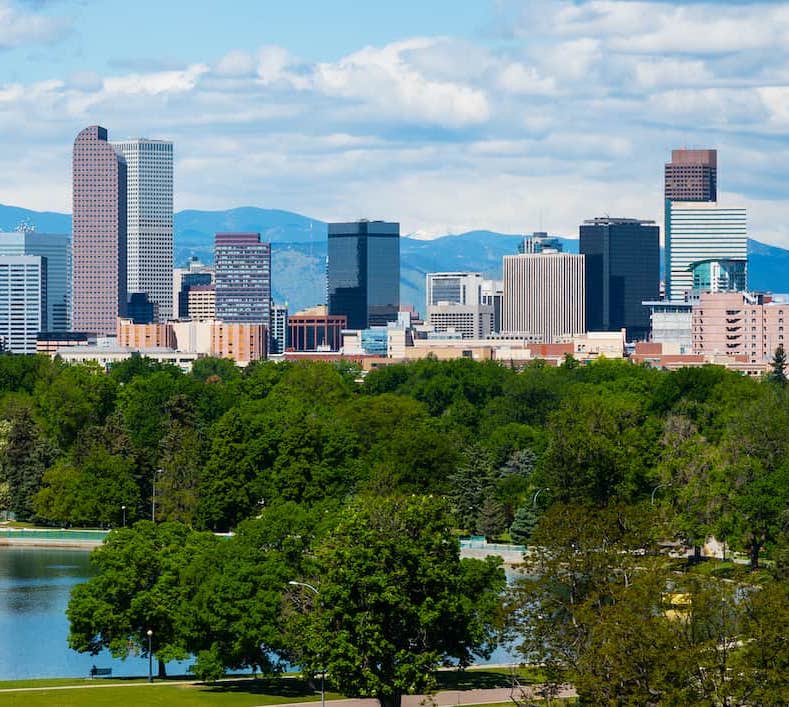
[{"xmin": 2, "ymin": 1, "xmax": 789, "ymax": 247}]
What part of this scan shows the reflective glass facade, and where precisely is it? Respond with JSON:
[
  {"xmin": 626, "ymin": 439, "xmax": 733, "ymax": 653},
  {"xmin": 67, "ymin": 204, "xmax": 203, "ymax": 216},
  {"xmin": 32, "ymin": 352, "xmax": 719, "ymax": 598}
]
[
  {"xmin": 327, "ymin": 221, "xmax": 399, "ymax": 329},
  {"xmin": 580, "ymin": 218, "xmax": 659, "ymax": 341}
]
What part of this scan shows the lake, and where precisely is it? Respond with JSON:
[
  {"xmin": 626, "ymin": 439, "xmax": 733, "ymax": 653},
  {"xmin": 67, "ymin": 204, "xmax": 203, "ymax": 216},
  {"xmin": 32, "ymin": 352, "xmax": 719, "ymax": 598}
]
[
  {"xmin": 0, "ymin": 546, "xmax": 520, "ymax": 680},
  {"xmin": 0, "ymin": 546, "xmax": 191, "ymax": 680}
]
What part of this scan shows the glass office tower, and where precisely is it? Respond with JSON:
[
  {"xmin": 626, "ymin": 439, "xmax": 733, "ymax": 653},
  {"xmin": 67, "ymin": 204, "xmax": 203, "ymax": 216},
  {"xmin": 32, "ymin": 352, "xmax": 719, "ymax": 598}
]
[
  {"xmin": 327, "ymin": 220, "xmax": 399, "ymax": 329},
  {"xmin": 579, "ymin": 217, "xmax": 659, "ymax": 341}
]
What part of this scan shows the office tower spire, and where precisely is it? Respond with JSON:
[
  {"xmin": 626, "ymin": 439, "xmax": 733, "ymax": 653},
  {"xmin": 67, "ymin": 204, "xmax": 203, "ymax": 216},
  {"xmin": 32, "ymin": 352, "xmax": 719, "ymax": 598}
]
[{"xmin": 72, "ymin": 126, "xmax": 127, "ymax": 334}]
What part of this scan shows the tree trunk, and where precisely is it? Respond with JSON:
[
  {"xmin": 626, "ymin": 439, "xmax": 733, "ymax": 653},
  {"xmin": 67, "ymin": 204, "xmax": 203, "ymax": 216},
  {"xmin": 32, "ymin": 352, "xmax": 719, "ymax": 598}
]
[
  {"xmin": 750, "ymin": 540, "xmax": 761, "ymax": 571},
  {"xmin": 379, "ymin": 693, "xmax": 402, "ymax": 707},
  {"xmin": 158, "ymin": 658, "xmax": 167, "ymax": 678}
]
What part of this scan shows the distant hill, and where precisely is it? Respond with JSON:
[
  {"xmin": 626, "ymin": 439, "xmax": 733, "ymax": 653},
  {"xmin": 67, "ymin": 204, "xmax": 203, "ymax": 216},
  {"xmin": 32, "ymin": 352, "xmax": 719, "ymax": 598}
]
[{"xmin": 2, "ymin": 203, "xmax": 787, "ymax": 313}]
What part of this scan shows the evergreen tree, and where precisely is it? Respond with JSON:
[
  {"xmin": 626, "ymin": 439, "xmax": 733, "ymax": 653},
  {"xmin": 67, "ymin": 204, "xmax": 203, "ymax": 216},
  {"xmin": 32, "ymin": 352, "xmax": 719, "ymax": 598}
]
[
  {"xmin": 509, "ymin": 504, "xmax": 540, "ymax": 545},
  {"xmin": 769, "ymin": 344, "xmax": 787, "ymax": 385}
]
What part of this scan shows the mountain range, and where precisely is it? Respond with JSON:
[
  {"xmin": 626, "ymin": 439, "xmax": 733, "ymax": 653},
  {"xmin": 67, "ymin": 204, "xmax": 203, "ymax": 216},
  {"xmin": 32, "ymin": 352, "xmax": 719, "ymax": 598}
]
[{"xmin": 1, "ymin": 204, "xmax": 787, "ymax": 314}]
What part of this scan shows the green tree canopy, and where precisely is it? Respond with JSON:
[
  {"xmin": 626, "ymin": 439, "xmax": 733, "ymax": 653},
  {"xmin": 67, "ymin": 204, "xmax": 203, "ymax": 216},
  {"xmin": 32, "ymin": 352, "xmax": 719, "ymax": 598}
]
[{"xmin": 288, "ymin": 495, "xmax": 505, "ymax": 707}]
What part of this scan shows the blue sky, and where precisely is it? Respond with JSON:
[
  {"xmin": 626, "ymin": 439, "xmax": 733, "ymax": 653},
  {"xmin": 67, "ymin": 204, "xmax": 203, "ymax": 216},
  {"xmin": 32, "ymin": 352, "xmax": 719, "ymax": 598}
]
[{"xmin": 2, "ymin": 0, "xmax": 789, "ymax": 246}]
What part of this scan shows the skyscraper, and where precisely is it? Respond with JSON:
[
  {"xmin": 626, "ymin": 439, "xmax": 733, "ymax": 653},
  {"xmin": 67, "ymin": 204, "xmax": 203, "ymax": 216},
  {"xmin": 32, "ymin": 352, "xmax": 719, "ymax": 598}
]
[
  {"xmin": 0, "ymin": 231, "xmax": 70, "ymax": 331},
  {"xmin": 0, "ymin": 256, "xmax": 45, "ymax": 354},
  {"xmin": 327, "ymin": 220, "xmax": 399, "ymax": 330},
  {"xmin": 111, "ymin": 138, "xmax": 173, "ymax": 322},
  {"xmin": 580, "ymin": 217, "xmax": 659, "ymax": 340},
  {"xmin": 502, "ymin": 252, "xmax": 585, "ymax": 341},
  {"xmin": 665, "ymin": 202, "xmax": 747, "ymax": 302},
  {"xmin": 214, "ymin": 233, "xmax": 271, "ymax": 328},
  {"xmin": 664, "ymin": 149, "xmax": 717, "ymax": 202},
  {"xmin": 72, "ymin": 125, "xmax": 127, "ymax": 334}
]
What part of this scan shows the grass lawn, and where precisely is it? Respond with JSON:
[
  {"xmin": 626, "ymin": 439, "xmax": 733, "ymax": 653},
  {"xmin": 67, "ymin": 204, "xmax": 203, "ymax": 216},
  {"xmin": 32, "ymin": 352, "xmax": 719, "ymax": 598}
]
[
  {"xmin": 0, "ymin": 677, "xmax": 337, "ymax": 707},
  {"xmin": 0, "ymin": 668, "xmax": 549, "ymax": 707}
]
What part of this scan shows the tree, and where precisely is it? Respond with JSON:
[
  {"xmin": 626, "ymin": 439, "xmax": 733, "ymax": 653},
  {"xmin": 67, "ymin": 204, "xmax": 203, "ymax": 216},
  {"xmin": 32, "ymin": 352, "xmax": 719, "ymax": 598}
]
[
  {"xmin": 289, "ymin": 496, "xmax": 505, "ymax": 707},
  {"xmin": 0, "ymin": 406, "xmax": 57, "ymax": 520},
  {"xmin": 768, "ymin": 344, "xmax": 787, "ymax": 385},
  {"xmin": 509, "ymin": 504, "xmax": 540, "ymax": 545},
  {"xmin": 718, "ymin": 386, "xmax": 789, "ymax": 569},
  {"xmin": 67, "ymin": 521, "xmax": 217, "ymax": 677}
]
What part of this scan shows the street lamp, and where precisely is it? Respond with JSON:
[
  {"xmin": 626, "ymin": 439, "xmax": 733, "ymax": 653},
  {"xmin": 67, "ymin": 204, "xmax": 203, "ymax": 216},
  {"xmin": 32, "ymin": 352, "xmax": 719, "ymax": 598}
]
[
  {"xmin": 288, "ymin": 581, "xmax": 324, "ymax": 707},
  {"xmin": 651, "ymin": 483, "xmax": 670, "ymax": 506},
  {"xmin": 121, "ymin": 505, "xmax": 126, "ymax": 528},
  {"xmin": 147, "ymin": 629, "xmax": 153, "ymax": 682},
  {"xmin": 532, "ymin": 487, "xmax": 551, "ymax": 507}
]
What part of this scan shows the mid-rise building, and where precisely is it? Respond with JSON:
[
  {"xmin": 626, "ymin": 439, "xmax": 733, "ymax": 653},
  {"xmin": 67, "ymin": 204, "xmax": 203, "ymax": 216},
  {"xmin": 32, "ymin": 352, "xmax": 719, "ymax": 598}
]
[
  {"xmin": 173, "ymin": 258, "xmax": 213, "ymax": 319},
  {"xmin": 425, "ymin": 272, "xmax": 493, "ymax": 339},
  {"xmin": 72, "ymin": 125, "xmax": 127, "ymax": 334},
  {"xmin": 111, "ymin": 138, "xmax": 173, "ymax": 321},
  {"xmin": 580, "ymin": 217, "xmax": 659, "ymax": 341},
  {"xmin": 0, "ymin": 256, "xmax": 45, "ymax": 354},
  {"xmin": 502, "ymin": 252, "xmax": 585, "ymax": 342},
  {"xmin": 214, "ymin": 233, "xmax": 271, "ymax": 329},
  {"xmin": 116, "ymin": 318, "xmax": 176, "ymax": 349},
  {"xmin": 692, "ymin": 291, "xmax": 787, "ymax": 363},
  {"xmin": 270, "ymin": 303, "xmax": 288, "ymax": 354},
  {"xmin": 288, "ymin": 305, "xmax": 346, "ymax": 351},
  {"xmin": 0, "ymin": 231, "xmax": 71, "ymax": 331},
  {"xmin": 328, "ymin": 220, "xmax": 399, "ymax": 329},
  {"xmin": 665, "ymin": 149, "xmax": 717, "ymax": 202},
  {"xmin": 187, "ymin": 284, "xmax": 216, "ymax": 322},
  {"xmin": 644, "ymin": 300, "xmax": 693, "ymax": 353},
  {"xmin": 665, "ymin": 202, "xmax": 747, "ymax": 302},
  {"xmin": 37, "ymin": 331, "xmax": 93, "ymax": 355},
  {"xmin": 211, "ymin": 321, "xmax": 266, "ymax": 363}
]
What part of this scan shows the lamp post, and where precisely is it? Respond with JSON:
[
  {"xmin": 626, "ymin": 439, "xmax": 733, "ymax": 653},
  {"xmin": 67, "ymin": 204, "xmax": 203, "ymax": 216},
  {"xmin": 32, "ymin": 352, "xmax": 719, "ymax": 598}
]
[
  {"xmin": 121, "ymin": 505, "xmax": 126, "ymax": 528},
  {"xmin": 532, "ymin": 487, "xmax": 550, "ymax": 507},
  {"xmin": 651, "ymin": 483, "xmax": 670, "ymax": 506},
  {"xmin": 288, "ymin": 580, "xmax": 323, "ymax": 707},
  {"xmin": 147, "ymin": 629, "xmax": 153, "ymax": 682}
]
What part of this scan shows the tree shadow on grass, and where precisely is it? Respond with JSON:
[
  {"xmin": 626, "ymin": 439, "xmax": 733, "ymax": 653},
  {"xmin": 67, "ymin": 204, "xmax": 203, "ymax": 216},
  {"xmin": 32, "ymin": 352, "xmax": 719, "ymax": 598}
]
[
  {"xmin": 434, "ymin": 670, "xmax": 514, "ymax": 691},
  {"xmin": 197, "ymin": 676, "xmax": 328, "ymax": 699}
]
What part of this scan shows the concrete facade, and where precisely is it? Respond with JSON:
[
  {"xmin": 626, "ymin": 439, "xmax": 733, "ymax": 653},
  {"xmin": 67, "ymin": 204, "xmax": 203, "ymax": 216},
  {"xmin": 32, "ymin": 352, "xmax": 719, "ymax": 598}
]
[{"xmin": 503, "ymin": 252, "xmax": 585, "ymax": 342}]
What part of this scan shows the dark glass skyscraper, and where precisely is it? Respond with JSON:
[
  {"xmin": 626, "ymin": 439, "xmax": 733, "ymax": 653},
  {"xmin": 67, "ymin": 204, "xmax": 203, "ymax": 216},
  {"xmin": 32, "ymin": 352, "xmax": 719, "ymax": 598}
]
[
  {"xmin": 327, "ymin": 221, "xmax": 400, "ymax": 329},
  {"xmin": 214, "ymin": 233, "xmax": 271, "ymax": 329},
  {"xmin": 579, "ymin": 217, "xmax": 659, "ymax": 341}
]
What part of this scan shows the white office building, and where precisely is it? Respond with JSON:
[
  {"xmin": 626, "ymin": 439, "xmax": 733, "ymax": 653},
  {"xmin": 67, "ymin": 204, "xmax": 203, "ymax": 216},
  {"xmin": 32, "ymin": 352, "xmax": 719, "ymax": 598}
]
[
  {"xmin": 503, "ymin": 253, "xmax": 585, "ymax": 342},
  {"xmin": 665, "ymin": 202, "xmax": 747, "ymax": 302},
  {"xmin": 425, "ymin": 272, "xmax": 494, "ymax": 339},
  {"xmin": 271, "ymin": 303, "xmax": 289, "ymax": 354},
  {"xmin": 0, "ymin": 256, "xmax": 45, "ymax": 354},
  {"xmin": 112, "ymin": 138, "xmax": 174, "ymax": 322}
]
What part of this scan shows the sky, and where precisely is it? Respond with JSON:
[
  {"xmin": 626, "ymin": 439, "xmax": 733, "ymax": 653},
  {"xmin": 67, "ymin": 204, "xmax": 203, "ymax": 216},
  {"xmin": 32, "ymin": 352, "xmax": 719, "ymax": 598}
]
[{"xmin": 2, "ymin": 0, "xmax": 789, "ymax": 245}]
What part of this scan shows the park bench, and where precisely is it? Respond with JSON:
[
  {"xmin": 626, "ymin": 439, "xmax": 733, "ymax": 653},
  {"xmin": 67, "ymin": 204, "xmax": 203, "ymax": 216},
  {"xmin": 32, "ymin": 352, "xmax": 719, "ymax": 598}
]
[{"xmin": 89, "ymin": 666, "xmax": 112, "ymax": 678}]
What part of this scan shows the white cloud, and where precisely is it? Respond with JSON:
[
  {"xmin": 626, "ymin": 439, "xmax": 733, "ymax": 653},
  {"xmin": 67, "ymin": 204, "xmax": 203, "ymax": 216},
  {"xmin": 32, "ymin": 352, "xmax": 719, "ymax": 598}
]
[
  {"xmin": 0, "ymin": 0, "xmax": 70, "ymax": 49},
  {"xmin": 4, "ymin": 1, "xmax": 789, "ymax": 250},
  {"xmin": 497, "ymin": 63, "xmax": 556, "ymax": 95},
  {"xmin": 313, "ymin": 38, "xmax": 490, "ymax": 127}
]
